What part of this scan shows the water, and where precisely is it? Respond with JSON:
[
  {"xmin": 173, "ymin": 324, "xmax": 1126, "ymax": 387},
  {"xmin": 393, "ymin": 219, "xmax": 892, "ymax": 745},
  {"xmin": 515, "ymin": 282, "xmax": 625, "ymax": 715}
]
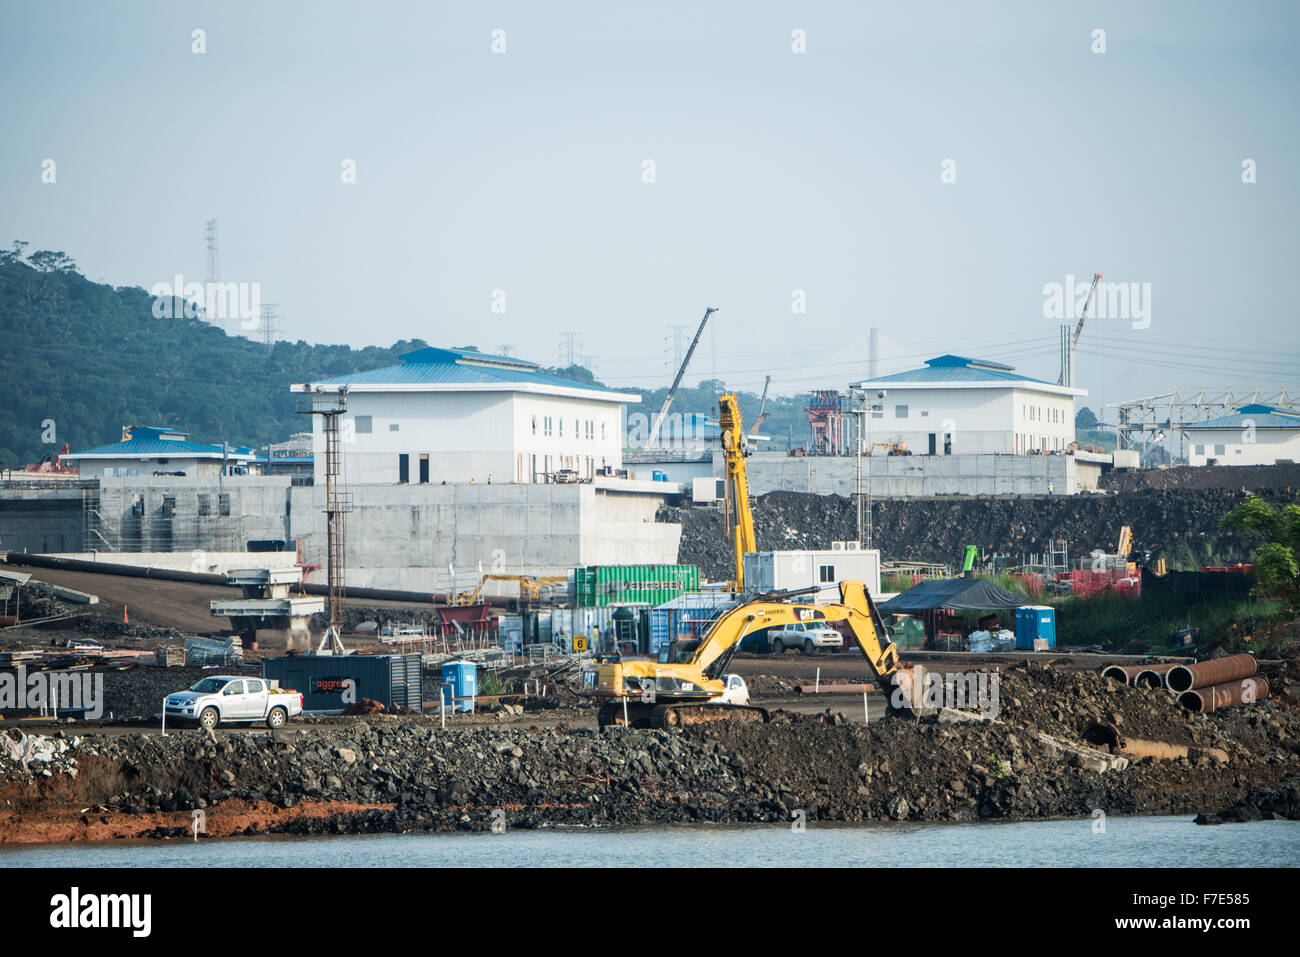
[{"xmin": 3, "ymin": 816, "xmax": 1297, "ymax": 867}]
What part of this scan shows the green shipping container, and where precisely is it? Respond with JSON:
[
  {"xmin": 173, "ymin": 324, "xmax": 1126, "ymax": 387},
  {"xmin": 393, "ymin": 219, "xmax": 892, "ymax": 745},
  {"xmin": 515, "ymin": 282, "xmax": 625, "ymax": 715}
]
[{"xmin": 574, "ymin": 564, "xmax": 699, "ymax": 607}]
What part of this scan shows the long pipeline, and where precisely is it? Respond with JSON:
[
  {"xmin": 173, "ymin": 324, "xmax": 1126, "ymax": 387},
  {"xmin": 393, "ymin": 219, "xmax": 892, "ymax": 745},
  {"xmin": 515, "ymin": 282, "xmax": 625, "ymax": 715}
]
[{"xmin": 2, "ymin": 551, "xmax": 516, "ymax": 607}]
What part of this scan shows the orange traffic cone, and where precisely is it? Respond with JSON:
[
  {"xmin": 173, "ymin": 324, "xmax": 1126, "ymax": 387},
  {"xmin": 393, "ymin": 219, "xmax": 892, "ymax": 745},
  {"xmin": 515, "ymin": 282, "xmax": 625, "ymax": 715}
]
[{"xmin": 123, "ymin": 604, "xmax": 129, "ymax": 624}]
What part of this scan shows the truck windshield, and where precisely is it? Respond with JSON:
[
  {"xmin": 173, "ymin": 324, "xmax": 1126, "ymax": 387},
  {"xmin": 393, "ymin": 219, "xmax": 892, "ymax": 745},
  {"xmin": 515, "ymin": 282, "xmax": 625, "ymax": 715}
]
[{"xmin": 189, "ymin": 678, "xmax": 229, "ymax": 693}]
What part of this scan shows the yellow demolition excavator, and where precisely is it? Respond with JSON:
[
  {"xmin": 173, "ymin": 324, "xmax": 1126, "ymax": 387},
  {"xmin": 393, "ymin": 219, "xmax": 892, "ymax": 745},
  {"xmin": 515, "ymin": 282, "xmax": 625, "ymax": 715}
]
[{"xmin": 584, "ymin": 580, "xmax": 914, "ymax": 728}]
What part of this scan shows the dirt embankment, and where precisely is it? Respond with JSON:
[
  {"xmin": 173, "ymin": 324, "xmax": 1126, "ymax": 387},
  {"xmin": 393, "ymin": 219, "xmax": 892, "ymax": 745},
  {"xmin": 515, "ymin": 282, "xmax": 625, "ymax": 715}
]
[
  {"xmin": 2, "ymin": 663, "xmax": 1297, "ymax": 842},
  {"xmin": 663, "ymin": 488, "xmax": 1296, "ymax": 579}
]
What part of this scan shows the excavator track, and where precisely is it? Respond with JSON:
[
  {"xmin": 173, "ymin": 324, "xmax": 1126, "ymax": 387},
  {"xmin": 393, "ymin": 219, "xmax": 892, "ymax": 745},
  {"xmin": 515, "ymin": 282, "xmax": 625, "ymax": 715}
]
[{"xmin": 597, "ymin": 701, "xmax": 769, "ymax": 730}]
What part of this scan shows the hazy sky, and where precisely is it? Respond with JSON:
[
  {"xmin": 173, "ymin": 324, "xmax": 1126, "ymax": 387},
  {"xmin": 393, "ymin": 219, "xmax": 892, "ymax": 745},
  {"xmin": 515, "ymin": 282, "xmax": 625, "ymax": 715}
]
[{"xmin": 3, "ymin": 1, "xmax": 1297, "ymax": 416}]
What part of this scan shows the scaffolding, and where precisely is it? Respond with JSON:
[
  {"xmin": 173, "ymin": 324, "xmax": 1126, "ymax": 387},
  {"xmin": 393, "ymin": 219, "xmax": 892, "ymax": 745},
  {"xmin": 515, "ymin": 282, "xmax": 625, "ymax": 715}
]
[
  {"xmin": 296, "ymin": 387, "xmax": 351, "ymax": 655},
  {"xmin": 1107, "ymin": 386, "xmax": 1299, "ymax": 463}
]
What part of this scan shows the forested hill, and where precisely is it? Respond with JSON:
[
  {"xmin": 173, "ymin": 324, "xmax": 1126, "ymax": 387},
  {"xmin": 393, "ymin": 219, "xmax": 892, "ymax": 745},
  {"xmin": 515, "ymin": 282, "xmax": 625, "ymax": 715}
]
[
  {"xmin": 0, "ymin": 246, "xmax": 812, "ymax": 467},
  {"xmin": 0, "ymin": 252, "xmax": 427, "ymax": 467}
]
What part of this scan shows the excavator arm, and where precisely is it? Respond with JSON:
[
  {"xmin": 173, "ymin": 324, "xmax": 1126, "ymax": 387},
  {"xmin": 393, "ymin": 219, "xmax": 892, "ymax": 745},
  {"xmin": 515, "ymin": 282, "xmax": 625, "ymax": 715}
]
[
  {"xmin": 719, "ymin": 392, "xmax": 756, "ymax": 591},
  {"xmin": 681, "ymin": 580, "xmax": 903, "ymax": 694}
]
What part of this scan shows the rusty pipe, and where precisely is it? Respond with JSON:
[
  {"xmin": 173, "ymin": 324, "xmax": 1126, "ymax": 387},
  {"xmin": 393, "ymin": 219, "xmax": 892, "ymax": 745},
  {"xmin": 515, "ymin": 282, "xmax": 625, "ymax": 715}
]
[
  {"xmin": 1178, "ymin": 676, "xmax": 1270, "ymax": 713},
  {"xmin": 1134, "ymin": 663, "xmax": 1179, "ymax": 688},
  {"xmin": 1167, "ymin": 653, "xmax": 1257, "ymax": 693},
  {"xmin": 1101, "ymin": 663, "xmax": 1177, "ymax": 686}
]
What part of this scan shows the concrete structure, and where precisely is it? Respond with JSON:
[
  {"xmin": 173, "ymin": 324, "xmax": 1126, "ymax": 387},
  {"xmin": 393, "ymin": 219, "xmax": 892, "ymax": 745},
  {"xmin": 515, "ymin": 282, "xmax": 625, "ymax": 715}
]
[
  {"xmin": 2, "ymin": 473, "xmax": 684, "ymax": 589},
  {"xmin": 729, "ymin": 450, "xmax": 1103, "ymax": 497},
  {"xmin": 64, "ymin": 426, "xmax": 257, "ymax": 479},
  {"xmin": 744, "ymin": 546, "xmax": 881, "ymax": 601},
  {"xmin": 264, "ymin": 432, "xmax": 313, "ymax": 480},
  {"xmin": 292, "ymin": 347, "xmax": 639, "ymax": 485},
  {"xmin": 288, "ymin": 481, "xmax": 681, "ymax": 589},
  {"xmin": 1180, "ymin": 405, "xmax": 1300, "ymax": 466},
  {"xmin": 211, "ymin": 567, "xmax": 323, "ymax": 650},
  {"xmin": 852, "ymin": 355, "xmax": 1086, "ymax": 456}
]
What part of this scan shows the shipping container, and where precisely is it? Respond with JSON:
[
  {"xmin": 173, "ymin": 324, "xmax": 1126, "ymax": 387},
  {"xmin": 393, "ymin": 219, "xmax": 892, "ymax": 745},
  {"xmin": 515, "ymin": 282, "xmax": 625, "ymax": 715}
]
[
  {"xmin": 574, "ymin": 564, "xmax": 700, "ymax": 607},
  {"xmin": 263, "ymin": 654, "xmax": 422, "ymax": 714},
  {"xmin": 1015, "ymin": 606, "xmax": 1057, "ymax": 650},
  {"xmin": 648, "ymin": 594, "xmax": 737, "ymax": 655},
  {"xmin": 743, "ymin": 548, "xmax": 881, "ymax": 600}
]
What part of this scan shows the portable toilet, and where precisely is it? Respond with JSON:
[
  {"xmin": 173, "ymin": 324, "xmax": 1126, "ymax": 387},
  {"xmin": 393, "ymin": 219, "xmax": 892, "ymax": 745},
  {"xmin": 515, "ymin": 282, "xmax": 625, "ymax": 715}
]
[
  {"xmin": 1015, "ymin": 605, "xmax": 1057, "ymax": 650},
  {"xmin": 441, "ymin": 660, "xmax": 477, "ymax": 712}
]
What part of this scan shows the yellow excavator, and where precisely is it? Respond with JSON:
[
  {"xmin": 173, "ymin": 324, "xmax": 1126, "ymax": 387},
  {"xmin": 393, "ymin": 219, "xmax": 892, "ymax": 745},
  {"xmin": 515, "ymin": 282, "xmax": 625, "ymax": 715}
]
[
  {"xmin": 449, "ymin": 574, "xmax": 567, "ymax": 607},
  {"xmin": 584, "ymin": 580, "xmax": 913, "ymax": 728},
  {"xmin": 719, "ymin": 391, "xmax": 757, "ymax": 592}
]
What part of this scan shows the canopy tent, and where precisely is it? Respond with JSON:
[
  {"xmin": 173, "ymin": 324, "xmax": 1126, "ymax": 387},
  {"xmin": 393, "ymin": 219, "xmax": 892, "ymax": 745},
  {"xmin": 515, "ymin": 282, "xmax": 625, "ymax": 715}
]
[{"xmin": 878, "ymin": 577, "xmax": 1029, "ymax": 613}]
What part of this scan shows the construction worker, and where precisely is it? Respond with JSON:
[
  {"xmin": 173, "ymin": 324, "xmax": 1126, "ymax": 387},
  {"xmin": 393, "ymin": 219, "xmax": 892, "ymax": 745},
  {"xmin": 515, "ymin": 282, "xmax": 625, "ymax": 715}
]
[{"xmin": 487, "ymin": 474, "xmax": 492, "ymax": 485}]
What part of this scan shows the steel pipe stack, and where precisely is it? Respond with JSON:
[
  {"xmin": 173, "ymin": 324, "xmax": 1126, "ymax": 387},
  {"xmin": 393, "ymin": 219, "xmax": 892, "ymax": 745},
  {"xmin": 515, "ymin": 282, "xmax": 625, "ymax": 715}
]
[{"xmin": 1166, "ymin": 653, "xmax": 1268, "ymax": 711}]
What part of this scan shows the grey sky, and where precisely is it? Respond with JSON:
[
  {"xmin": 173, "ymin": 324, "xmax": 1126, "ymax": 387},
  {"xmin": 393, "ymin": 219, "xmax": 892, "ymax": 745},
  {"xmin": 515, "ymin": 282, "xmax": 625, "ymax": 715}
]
[{"xmin": 3, "ymin": 0, "xmax": 1297, "ymax": 416}]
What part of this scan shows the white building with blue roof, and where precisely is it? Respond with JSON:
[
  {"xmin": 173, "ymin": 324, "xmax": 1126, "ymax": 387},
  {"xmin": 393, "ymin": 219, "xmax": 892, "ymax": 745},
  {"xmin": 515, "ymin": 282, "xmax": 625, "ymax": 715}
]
[
  {"xmin": 1180, "ymin": 404, "xmax": 1300, "ymax": 466},
  {"xmin": 63, "ymin": 426, "xmax": 258, "ymax": 479},
  {"xmin": 851, "ymin": 355, "xmax": 1087, "ymax": 456},
  {"xmin": 291, "ymin": 347, "xmax": 640, "ymax": 485}
]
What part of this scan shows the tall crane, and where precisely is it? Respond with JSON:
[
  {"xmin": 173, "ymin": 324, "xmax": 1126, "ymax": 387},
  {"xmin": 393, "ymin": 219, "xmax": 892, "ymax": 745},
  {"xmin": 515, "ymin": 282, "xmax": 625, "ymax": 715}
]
[
  {"xmin": 719, "ymin": 392, "xmax": 756, "ymax": 592},
  {"xmin": 647, "ymin": 306, "xmax": 717, "ymax": 448},
  {"xmin": 1059, "ymin": 272, "xmax": 1102, "ymax": 387},
  {"xmin": 751, "ymin": 375, "xmax": 772, "ymax": 433}
]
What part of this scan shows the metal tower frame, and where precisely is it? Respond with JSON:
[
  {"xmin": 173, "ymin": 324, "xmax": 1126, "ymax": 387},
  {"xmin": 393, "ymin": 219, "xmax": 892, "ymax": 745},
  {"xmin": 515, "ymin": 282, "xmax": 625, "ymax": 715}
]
[
  {"xmin": 296, "ymin": 387, "xmax": 352, "ymax": 655},
  {"xmin": 1106, "ymin": 386, "xmax": 1299, "ymax": 462}
]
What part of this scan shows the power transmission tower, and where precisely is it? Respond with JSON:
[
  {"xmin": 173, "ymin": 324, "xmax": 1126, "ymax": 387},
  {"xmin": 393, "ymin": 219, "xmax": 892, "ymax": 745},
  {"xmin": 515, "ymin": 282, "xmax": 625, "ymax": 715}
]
[
  {"xmin": 559, "ymin": 332, "xmax": 581, "ymax": 367},
  {"xmin": 258, "ymin": 303, "xmax": 282, "ymax": 347},
  {"xmin": 204, "ymin": 219, "xmax": 219, "ymax": 285},
  {"xmin": 665, "ymin": 324, "xmax": 687, "ymax": 375}
]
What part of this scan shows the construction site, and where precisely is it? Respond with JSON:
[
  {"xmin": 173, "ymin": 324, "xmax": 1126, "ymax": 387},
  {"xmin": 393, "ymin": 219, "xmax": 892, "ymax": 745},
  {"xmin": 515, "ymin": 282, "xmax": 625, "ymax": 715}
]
[{"xmin": 1, "ymin": 368, "xmax": 1298, "ymax": 847}]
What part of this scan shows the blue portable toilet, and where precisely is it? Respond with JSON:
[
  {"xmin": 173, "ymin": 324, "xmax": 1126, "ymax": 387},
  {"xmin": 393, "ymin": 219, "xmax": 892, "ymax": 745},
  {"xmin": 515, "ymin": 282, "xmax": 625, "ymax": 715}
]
[
  {"xmin": 652, "ymin": 469, "xmax": 668, "ymax": 481},
  {"xmin": 1015, "ymin": 605, "xmax": 1057, "ymax": 650},
  {"xmin": 441, "ymin": 660, "xmax": 478, "ymax": 712}
]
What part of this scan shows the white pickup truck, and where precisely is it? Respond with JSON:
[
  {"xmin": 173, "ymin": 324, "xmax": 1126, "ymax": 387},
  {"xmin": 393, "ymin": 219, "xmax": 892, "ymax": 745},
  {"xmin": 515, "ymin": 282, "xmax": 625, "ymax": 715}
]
[
  {"xmin": 769, "ymin": 621, "xmax": 843, "ymax": 654},
  {"xmin": 165, "ymin": 676, "xmax": 304, "ymax": 730}
]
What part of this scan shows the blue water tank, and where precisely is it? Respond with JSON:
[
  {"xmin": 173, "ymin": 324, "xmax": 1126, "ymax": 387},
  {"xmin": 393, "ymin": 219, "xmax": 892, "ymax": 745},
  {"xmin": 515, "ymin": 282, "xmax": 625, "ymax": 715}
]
[
  {"xmin": 1015, "ymin": 606, "xmax": 1057, "ymax": 650},
  {"xmin": 441, "ymin": 660, "xmax": 477, "ymax": 712}
]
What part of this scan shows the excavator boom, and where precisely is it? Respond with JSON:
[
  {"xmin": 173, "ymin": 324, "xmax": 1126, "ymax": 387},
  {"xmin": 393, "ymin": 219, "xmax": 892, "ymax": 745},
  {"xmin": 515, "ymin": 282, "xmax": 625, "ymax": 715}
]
[
  {"xmin": 719, "ymin": 392, "xmax": 756, "ymax": 591},
  {"xmin": 587, "ymin": 579, "xmax": 910, "ymax": 727}
]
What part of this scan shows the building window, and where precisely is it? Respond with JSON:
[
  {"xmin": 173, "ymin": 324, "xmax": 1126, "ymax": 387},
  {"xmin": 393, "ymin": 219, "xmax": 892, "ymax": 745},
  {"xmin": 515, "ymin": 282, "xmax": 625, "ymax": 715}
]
[
  {"xmin": 600, "ymin": 421, "xmax": 606, "ymax": 441},
  {"xmin": 355, "ymin": 415, "xmax": 372, "ymax": 434},
  {"xmin": 532, "ymin": 416, "xmax": 537, "ymax": 435},
  {"xmin": 819, "ymin": 564, "xmax": 835, "ymax": 583},
  {"xmin": 544, "ymin": 416, "xmax": 552, "ymax": 436},
  {"xmin": 559, "ymin": 419, "xmax": 564, "ymax": 437},
  {"xmin": 197, "ymin": 493, "xmax": 210, "ymax": 516},
  {"xmin": 389, "ymin": 423, "xmax": 399, "ymax": 432},
  {"xmin": 1195, "ymin": 444, "xmax": 1204, "ymax": 455},
  {"xmin": 218, "ymin": 493, "xmax": 230, "ymax": 516},
  {"xmin": 895, "ymin": 405, "xmax": 909, "ymax": 419},
  {"xmin": 1214, "ymin": 444, "xmax": 1226, "ymax": 455},
  {"xmin": 920, "ymin": 410, "xmax": 929, "ymax": 417}
]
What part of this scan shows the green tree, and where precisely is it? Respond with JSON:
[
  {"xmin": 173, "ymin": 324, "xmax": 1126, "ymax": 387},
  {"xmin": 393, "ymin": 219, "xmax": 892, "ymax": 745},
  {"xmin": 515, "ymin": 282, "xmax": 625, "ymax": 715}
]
[
  {"xmin": 1076, "ymin": 406, "xmax": 1099, "ymax": 430},
  {"xmin": 1219, "ymin": 494, "xmax": 1300, "ymax": 608}
]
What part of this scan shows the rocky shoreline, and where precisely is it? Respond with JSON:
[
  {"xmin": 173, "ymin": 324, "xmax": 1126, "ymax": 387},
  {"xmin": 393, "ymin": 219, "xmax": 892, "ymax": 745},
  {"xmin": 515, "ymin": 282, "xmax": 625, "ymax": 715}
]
[{"xmin": 2, "ymin": 664, "xmax": 1297, "ymax": 843}]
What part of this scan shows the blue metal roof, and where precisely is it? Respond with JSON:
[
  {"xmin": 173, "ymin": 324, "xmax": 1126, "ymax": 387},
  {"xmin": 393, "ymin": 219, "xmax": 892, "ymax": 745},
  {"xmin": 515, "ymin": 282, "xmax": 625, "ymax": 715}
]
[
  {"xmin": 67, "ymin": 426, "xmax": 254, "ymax": 460},
  {"xmin": 862, "ymin": 355, "xmax": 1058, "ymax": 386},
  {"xmin": 1182, "ymin": 404, "xmax": 1300, "ymax": 430},
  {"xmin": 315, "ymin": 347, "xmax": 633, "ymax": 397}
]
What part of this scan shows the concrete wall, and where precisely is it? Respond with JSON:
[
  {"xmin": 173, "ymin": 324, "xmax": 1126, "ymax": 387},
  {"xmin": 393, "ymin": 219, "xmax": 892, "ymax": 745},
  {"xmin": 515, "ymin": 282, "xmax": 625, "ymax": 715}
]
[
  {"xmin": 728, "ymin": 451, "xmax": 1083, "ymax": 497},
  {"xmin": 289, "ymin": 483, "xmax": 682, "ymax": 590},
  {"xmin": 75, "ymin": 457, "xmax": 227, "ymax": 479},
  {"xmin": 93, "ymin": 476, "xmax": 291, "ymax": 553},
  {"xmin": 0, "ymin": 487, "xmax": 84, "ymax": 553}
]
